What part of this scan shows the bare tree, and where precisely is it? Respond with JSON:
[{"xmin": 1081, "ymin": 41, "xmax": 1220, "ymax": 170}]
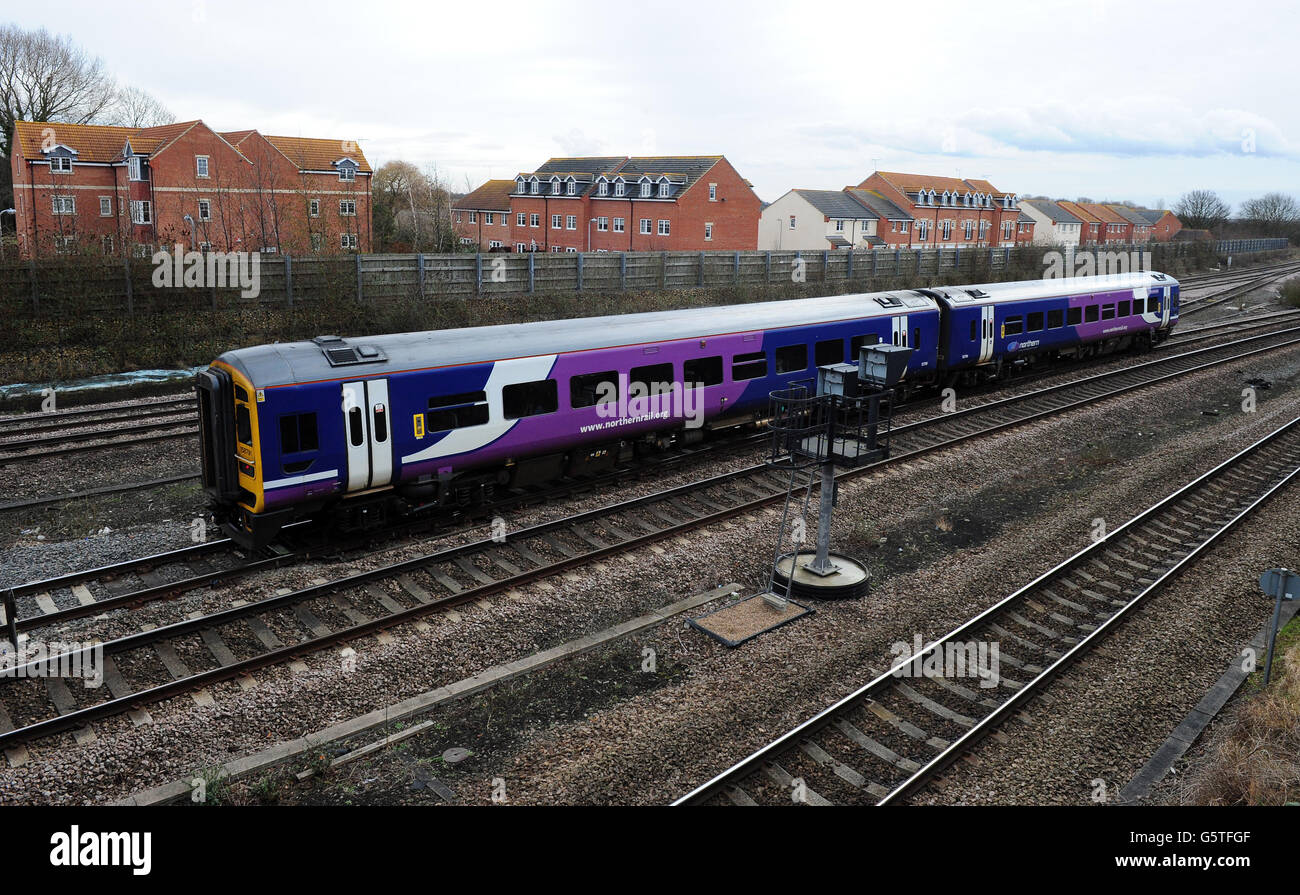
[
  {"xmin": 1238, "ymin": 192, "xmax": 1300, "ymax": 238},
  {"xmin": 0, "ymin": 25, "xmax": 117, "ymax": 158},
  {"xmin": 1174, "ymin": 190, "xmax": 1231, "ymax": 231},
  {"xmin": 109, "ymin": 85, "xmax": 175, "ymax": 128}
]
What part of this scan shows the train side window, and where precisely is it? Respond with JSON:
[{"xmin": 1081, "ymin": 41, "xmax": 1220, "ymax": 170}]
[
  {"xmin": 970, "ymin": 320, "xmax": 977, "ymax": 342},
  {"xmin": 851, "ymin": 334, "xmax": 880, "ymax": 357},
  {"xmin": 814, "ymin": 339, "xmax": 844, "ymax": 367},
  {"xmin": 348, "ymin": 406, "xmax": 364, "ymax": 446},
  {"xmin": 1027, "ymin": 312, "xmax": 1044, "ymax": 332},
  {"xmin": 1101, "ymin": 304, "xmax": 1116, "ymax": 320},
  {"xmin": 1085, "ymin": 305, "xmax": 1100, "ymax": 323},
  {"xmin": 570, "ymin": 370, "xmax": 619, "ymax": 408},
  {"xmin": 235, "ymin": 404, "xmax": 253, "ymax": 447},
  {"xmin": 373, "ymin": 405, "xmax": 388, "ymax": 442},
  {"xmin": 502, "ymin": 380, "xmax": 558, "ymax": 419},
  {"xmin": 1147, "ymin": 295, "xmax": 1160, "ymax": 313},
  {"xmin": 427, "ymin": 391, "xmax": 489, "ymax": 431},
  {"xmin": 684, "ymin": 356, "xmax": 723, "ymax": 387},
  {"xmin": 629, "ymin": 362, "xmax": 674, "ymax": 396},
  {"xmin": 912, "ymin": 328, "xmax": 920, "ymax": 350},
  {"xmin": 732, "ymin": 351, "xmax": 767, "ymax": 381},
  {"xmin": 1067, "ymin": 307, "xmax": 1082, "ymax": 326},
  {"xmin": 1118, "ymin": 300, "xmax": 1131, "ymax": 316},
  {"xmin": 279, "ymin": 412, "xmax": 319, "ymax": 454},
  {"xmin": 775, "ymin": 345, "xmax": 807, "ymax": 374},
  {"xmin": 1047, "ymin": 309, "xmax": 1064, "ymax": 329},
  {"xmin": 1004, "ymin": 316, "xmax": 1024, "ymax": 336}
]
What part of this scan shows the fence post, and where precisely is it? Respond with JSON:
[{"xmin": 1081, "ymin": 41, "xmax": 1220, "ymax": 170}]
[
  {"xmin": 1004, "ymin": 247, "xmax": 1011, "ymax": 268},
  {"xmin": 620, "ymin": 252, "xmax": 627, "ymax": 290},
  {"xmin": 417, "ymin": 252, "xmax": 426, "ymax": 299},
  {"xmin": 698, "ymin": 251, "xmax": 705, "ymax": 287},
  {"xmin": 734, "ymin": 250, "xmax": 740, "ymax": 285},
  {"xmin": 820, "ymin": 250, "xmax": 828, "ymax": 282},
  {"xmin": 847, "ymin": 250, "xmax": 854, "ymax": 281},
  {"xmin": 123, "ymin": 254, "xmax": 133, "ymax": 316},
  {"xmin": 914, "ymin": 249, "xmax": 921, "ymax": 274},
  {"xmin": 661, "ymin": 252, "xmax": 667, "ymax": 289},
  {"xmin": 475, "ymin": 253, "xmax": 483, "ymax": 296},
  {"xmin": 577, "ymin": 252, "xmax": 584, "ymax": 291},
  {"xmin": 355, "ymin": 253, "xmax": 363, "ymax": 302},
  {"xmin": 284, "ymin": 254, "xmax": 293, "ymax": 308},
  {"xmin": 765, "ymin": 251, "xmax": 771, "ymax": 284},
  {"xmin": 527, "ymin": 252, "xmax": 535, "ymax": 294}
]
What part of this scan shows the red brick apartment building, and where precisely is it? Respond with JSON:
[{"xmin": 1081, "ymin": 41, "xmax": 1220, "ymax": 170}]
[
  {"xmin": 9, "ymin": 119, "xmax": 372, "ymax": 259},
  {"xmin": 856, "ymin": 171, "xmax": 1034, "ymax": 248},
  {"xmin": 460, "ymin": 155, "xmax": 760, "ymax": 252},
  {"xmin": 452, "ymin": 179, "xmax": 513, "ymax": 249}
]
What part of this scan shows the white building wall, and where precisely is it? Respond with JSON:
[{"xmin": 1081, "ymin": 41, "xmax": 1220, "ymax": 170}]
[{"xmin": 758, "ymin": 192, "xmax": 830, "ymax": 251}]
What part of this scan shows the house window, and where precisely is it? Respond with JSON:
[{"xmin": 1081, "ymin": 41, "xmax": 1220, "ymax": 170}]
[
  {"xmin": 132, "ymin": 243, "xmax": 150, "ymax": 258},
  {"xmin": 613, "ymin": 217, "xmax": 625, "ymax": 233},
  {"xmin": 341, "ymin": 233, "xmax": 358, "ymax": 249},
  {"xmin": 566, "ymin": 180, "xmax": 576, "ymax": 196},
  {"xmin": 49, "ymin": 156, "xmax": 72, "ymax": 174},
  {"xmin": 705, "ymin": 223, "xmax": 713, "ymax": 241},
  {"xmin": 198, "ymin": 199, "xmax": 211, "ymax": 221},
  {"xmin": 311, "ymin": 233, "xmax": 323, "ymax": 251},
  {"xmin": 942, "ymin": 220, "xmax": 952, "ymax": 240},
  {"xmin": 518, "ymin": 212, "xmax": 527, "ymax": 226},
  {"xmin": 917, "ymin": 220, "xmax": 929, "ymax": 241},
  {"xmin": 486, "ymin": 212, "xmax": 494, "ymax": 224},
  {"xmin": 339, "ymin": 165, "xmax": 356, "ymax": 182},
  {"xmin": 529, "ymin": 179, "xmax": 539, "ymax": 195},
  {"xmin": 640, "ymin": 181, "xmax": 651, "ymax": 198},
  {"xmin": 614, "ymin": 180, "xmax": 625, "ymax": 197},
  {"xmin": 597, "ymin": 217, "xmax": 608, "ymax": 232},
  {"xmin": 552, "ymin": 214, "xmax": 562, "ymax": 229},
  {"xmin": 102, "ymin": 235, "xmax": 114, "ymax": 254},
  {"xmin": 565, "ymin": 246, "xmax": 576, "ymax": 252},
  {"xmin": 964, "ymin": 221, "xmax": 973, "ymax": 240},
  {"xmin": 550, "ymin": 177, "xmax": 561, "ymax": 195},
  {"xmin": 530, "ymin": 213, "xmax": 540, "ymax": 228},
  {"xmin": 52, "ymin": 196, "xmax": 75, "ymax": 215},
  {"xmin": 516, "ymin": 243, "xmax": 526, "ymax": 251},
  {"xmin": 598, "ymin": 181, "xmax": 608, "ymax": 197},
  {"xmin": 658, "ymin": 220, "xmax": 670, "ymax": 236},
  {"xmin": 835, "ymin": 220, "xmax": 845, "ymax": 231},
  {"xmin": 900, "ymin": 221, "xmax": 909, "ymax": 233},
  {"xmin": 54, "ymin": 235, "xmax": 74, "ymax": 253},
  {"xmin": 99, "ymin": 196, "xmax": 112, "ymax": 217},
  {"xmin": 709, "ymin": 183, "xmax": 717, "ymax": 201},
  {"xmin": 339, "ymin": 200, "xmax": 357, "ymax": 216},
  {"xmin": 640, "ymin": 218, "xmax": 651, "ymax": 234},
  {"xmin": 468, "ymin": 211, "xmax": 477, "ymax": 223},
  {"xmin": 488, "ymin": 240, "xmax": 503, "ymax": 248},
  {"xmin": 658, "ymin": 181, "xmax": 669, "ymax": 198},
  {"xmin": 566, "ymin": 215, "xmax": 576, "ymax": 230},
  {"xmin": 196, "ymin": 156, "xmax": 209, "ymax": 178},
  {"xmin": 310, "ymin": 199, "xmax": 320, "ymax": 217},
  {"xmin": 789, "ymin": 215, "xmax": 797, "ymax": 229}
]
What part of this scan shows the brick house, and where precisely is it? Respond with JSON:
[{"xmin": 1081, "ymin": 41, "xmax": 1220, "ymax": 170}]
[
  {"xmin": 1056, "ymin": 201, "xmax": 1103, "ymax": 245},
  {"xmin": 9, "ymin": 119, "xmax": 372, "ymax": 258},
  {"xmin": 452, "ymin": 179, "xmax": 514, "ymax": 249},
  {"xmin": 855, "ymin": 171, "xmax": 1032, "ymax": 248},
  {"xmin": 1077, "ymin": 202, "xmax": 1131, "ymax": 244},
  {"xmin": 1107, "ymin": 205, "xmax": 1153, "ymax": 243},
  {"xmin": 757, "ymin": 187, "xmax": 910, "ymax": 250},
  {"xmin": 504, "ymin": 155, "xmax": 760, "ymax": 252},
  {"xmin": 1136, "ymin": 209, "xmax": 1183, "ymax": 242}
]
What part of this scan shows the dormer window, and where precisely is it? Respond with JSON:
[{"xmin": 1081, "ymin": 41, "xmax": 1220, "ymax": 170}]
[
  {"xmin": 49, "ymin": 156, "xmax": 72, "ymax": 174},
  {"xmin": 614, "ymin": 179, "xmax": 626, "ymax": 197},
  {"xmin": 530, "ymin": 177, "xmax": 540, "ymax": 195},
  {"xmin": 516, "ymin": 177, "xmax": 526, "ymax": 194},
  {"xmin": 566, "ymin": 178, "xmax": 576, "ymax": 196},
  {"xmin": 657, "ymin": 181, "xmax": 670, "ymax": 198},
  {"xmin": 639, "ymin": 180, "xmax": 651, "ymax": 198},
  {"xmin": 128, "ymin": 156, "xmax": 145, "ymax": 182},
  {"xmin": 597, "ymin": 179, "xmax": 609, "ymax": 197},
  {"xmin": 550, "ymin": 176, "xmax": 561, "ymax": 195}
]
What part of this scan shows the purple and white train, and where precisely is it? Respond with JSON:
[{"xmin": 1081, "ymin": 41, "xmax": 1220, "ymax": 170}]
[{"xmin": 197, "ymin": 271, "xmax": 1179, "ymax": 548}]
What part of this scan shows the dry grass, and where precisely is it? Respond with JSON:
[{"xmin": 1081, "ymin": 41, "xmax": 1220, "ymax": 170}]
[{"xmin": 1176, "ymin": 643, "xmax": 1300, "ymax": 805}]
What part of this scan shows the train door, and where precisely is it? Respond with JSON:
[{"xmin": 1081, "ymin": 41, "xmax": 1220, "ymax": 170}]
[
  {"xmin": 341, "ymin": 379, "xmax": 393, "ymax": 493},
  {"xmin": 978, "ymin": 306, "xmax": 995, "ymax": 363},
  {"xmin": 1161, "ymin": 286, "xmax": 1171, "ymax": 327},
  {"xmin": 891, "ymin": 314, "xmax": 909, "ymax": 347}
]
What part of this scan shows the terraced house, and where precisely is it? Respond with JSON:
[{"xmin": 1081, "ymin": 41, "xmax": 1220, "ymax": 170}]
[
  {"xmin": 501, "ymin": 155, "xmax": 760, "ymax": 252},
  {"xmin": 8, "ymin": 119, "xmax": 372, "ymax": 259},
  {"xmin": 855, "ymin": 171, "xmax": 1034, "ymax": 248}
]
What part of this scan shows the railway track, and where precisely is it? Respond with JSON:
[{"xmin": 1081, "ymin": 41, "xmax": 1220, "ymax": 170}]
[
  {"xmin": 1179, "ymin": 264, "xmax": 1300, "ymax": 316},
  {"xmin": 673, "ymin": 413, "xmax": 1300, "ymax": 806},
  {"xmin": 5, "ymin": 319, "xmax": 1300, "ymax": 750}
]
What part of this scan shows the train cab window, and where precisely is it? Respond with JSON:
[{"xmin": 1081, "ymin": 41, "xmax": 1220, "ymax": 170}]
[
  {"xmin": 570, "ymin": 371, "xmax": 619, "ymax": 409},
  {"xmin": 1101, "ymin": 304, "xmax": 1116, "ymax": 320},
  {"xmin": 502, "ymin": 380, "xmax": 558, "ymax": 419},
  {"xmin": 775, "ymin": 344, "xmax": 807, "ymax": 374},
  {"xmin": 1067, "ymin": 307, "xmax": 1082, "ymax": 326},
  {"xmin": 684, "ymin": 356, "xmax": 723, "ymax": 387},
  {"xmin": 732, "ymin": 351, "xmax": 767, "ymax": 381},
  {"xmin": 1004, "ymin": 316, "xmax": 1024, "ymax": 336},
  {"xmin": 1027, "ymin": 312, "xmax": 1044, "ymax": 332},
  {"xmin": 427, "ymin": 391, "xmax": 489, "ymax": 431},
  {"xmin": 851, "ymin": 334, "xmax": 880, "ymax": 357},
  {"xmin": 348, "ymin": 406, "xmax": 364, "ymax": 446},
  {"xmin": 1118, "ymin": 300, "xmax": 1131, "ymax": 317},
  {"xmin": 913, "ymin": 328, "xmax": 921, "ymax": 350},
  {"xmin": 1047, "ymin": 309, "xmax": 1064, "ymax": 329},
  {"xmin": 235, "ymin": 404, "xmax": 253, "ymax": 447},
  {"xmin": 970, "ymin": 320, "xmax": 978, "ymax": 342},
  {"xmin": 814, "ymin": 339, "xmax": 844, "ymax": 367},
  {"xmin": 629, "ymin": 362, "xmax": 674, "ymax": 396},
  {"xmin": 1147, "ymin": 295, "xmax": 1160, "ymax": 313},
  {"xmin": 279, "ymin": 412, "xmax": 319, "ymax": 455},
  {"xmin": 1085, "ymin": 305, "xmax": 1100, "ymax": 323}
]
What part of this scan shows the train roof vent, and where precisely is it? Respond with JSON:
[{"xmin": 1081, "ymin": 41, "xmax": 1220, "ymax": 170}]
[
  {"xmin": 313, "ymin": 335, "xmax": 386, "ymax": 367},
  {"xmin": 965, "ymin": 288, "xmax": 990, "ymax": 298},
  {"xmin": 1152, "ymin": 273, "xmax": 1167, "ymax": 281},
  {"xmin": 873, "ymin": 295, "xmax": 904, "ymax": 308}
]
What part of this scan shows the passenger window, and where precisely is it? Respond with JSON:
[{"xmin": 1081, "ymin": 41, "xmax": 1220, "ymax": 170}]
[
  {"xmin": 775, "ymin": 345, "xmax": 807, "ymax": 374},
  {"xmin": 1147, "ymin": 296, "xmax": 1160, "ymax": 313},
  {"xmin": 1118, "ymin": 300, "xmax": 1131, "ymax": 316},
  {"xmin": 684, "ymin": 356, "xmax": 723, "ymax": 387},
  {"xmin": 814, "ymin": 339, "xmax": 844, "ymax": 367},
  {"xmin": 629, "ymin": 362, "xmax": 674, "ymax": 395},
  {"xmin": 236, "ymin": 404, "xmax": 253, "ymax": 447},
  {"xmin": 570, "ymin": 371, "xmax": 618, "ymax": 408},
  {"xmin": 732, "ymin": 351, "xmax": 767, "ymax": 381},
  {"xmin": 1067, "ymin": 307, "xmax": 1082, "ymax": 326},
  {"xmin": 1027, "ymin": 312, "xmax": 1044, "ymax": 332},
  {"xmin": 348, "ymin": 406, "xmax": 364, "ymax": 446},
  {"xmin": 502, "ymin": 380, "xmax": 558, "ymax": 418},
  {"xmin": 912, "ymin": 328, "xmax": 920, "ymax": 350},
  {"xmin": 1047, "ymin": 309, "xmax": 1064, "ymax": 329},
  {"xmin": 1101, "ymin": 304, "xmax": 1116, "ymax": 320},
  {"xmin": 1004, "ymin": 316, "xmax": 1024, "ymax": 336},
  {"xmin": 427, "ymin": 391, "xmax": 489, "ymax": 431},
  {"xmin": 1085, "ymin": 305, "xmax": 1100, "ymax": 323},
  {"xmin": 970, "ymin": 320, "xmax": 978, "ymax": 342},
  {"xmin": 279, "ymin": 412, "xmax": 319, "ymax": 454},
  {"xmin": 373, "ymin": 404, "xmax": 388, "ymax": 442},
  {"xmin": 851, "ymin": 334, "xmax": 880, "ymax": 358}
]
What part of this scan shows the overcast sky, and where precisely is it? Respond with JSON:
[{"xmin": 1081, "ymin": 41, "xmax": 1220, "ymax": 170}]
[{"xmin": 12, "ymin": 0, "xmax": 1298, "ymax": 209}]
